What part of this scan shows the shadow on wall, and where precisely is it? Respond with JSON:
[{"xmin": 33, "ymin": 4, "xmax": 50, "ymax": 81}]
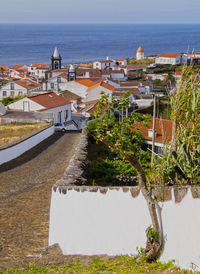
[{"xmin": 0, "ymin": 132, "xmax": 62, "ymax": 172}]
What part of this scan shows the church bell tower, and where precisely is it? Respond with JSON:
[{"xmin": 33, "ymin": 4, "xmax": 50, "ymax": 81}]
[{"xmin": 51, "ymin": 47, "xmax": 62, "ymax": 70}]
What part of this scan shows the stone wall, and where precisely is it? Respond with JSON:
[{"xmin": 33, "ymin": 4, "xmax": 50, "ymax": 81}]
[{"xmin": 55, "ymin": 127, "xmax": 88, "ymax": 187}]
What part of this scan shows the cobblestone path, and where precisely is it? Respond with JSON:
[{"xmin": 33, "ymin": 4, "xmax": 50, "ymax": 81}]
[{"xmin": 0, "ymin": 132, "xmax": 81, "ymax": 269}]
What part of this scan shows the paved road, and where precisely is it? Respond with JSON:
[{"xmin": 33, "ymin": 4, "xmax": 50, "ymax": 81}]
[{"xmin": 0, "ymin": 132, "xmax": 81, "ymax": 268}]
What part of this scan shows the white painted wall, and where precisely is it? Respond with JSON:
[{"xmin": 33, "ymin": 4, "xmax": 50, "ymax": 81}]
[
  {"xmin": 0, "ymin": 82, "xmax": 27, "ymax": 99},
  {"xmin": 46, "ymin": 76, "xmax": 69, "ymax": 91},
  {"xmin": 134, "ymin": 99, "xmax": 153, "ymax": 107},
  {"xmin": 8, "ymin": 98, "xmax": 71, "ymax": 123},
  {"xmin": 7, "ymin": 97, "xmax": 44, "ymax": 111},
  {"xmin": 42, "ymin": 104, "xmax": 71, "ymax": 123},
  {"xmin": 49, "ymin": 188, "xmax": 151, "ymax": 256},
  {"xmin": 84, "ymin": 86, "xmax": 112, "ymax": 102},
  {"xmin": 49, "ymin": 187, "xmax": 200, "ymax": 271},
  {"xmin": 155, "ymin": 55, "xmax": 187, "ymax": 65},
  {"xmin": 0, "ymin": 125, "xmax": 54, "ymax": 165},
  {"xmin": 62, "ymin": 81, "xmax": 88, "ymax": 98},
  {"xmin": 159, "ymin": 189, "xmax": 200, "ymax": 271},
  {"xmin": 93, "ymin": 61, "xmax": 115, "ymax": 70}
]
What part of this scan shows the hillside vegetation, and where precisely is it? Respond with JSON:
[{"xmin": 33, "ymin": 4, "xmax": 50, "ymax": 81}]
[
  {"xmin": 2, "ymin": 256, "xmax": 190, "ymax": 273},
  {"xmin": 0, "ymin": 122, "xmax": 50, "ymax": 148}
]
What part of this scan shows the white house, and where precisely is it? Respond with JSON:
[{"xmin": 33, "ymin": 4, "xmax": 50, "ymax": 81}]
[
  {"xmin": 7, "ymin": 92, "xmax": 72, "ymax": 124},
  {"xmin": 0, "ymin": 79, "xmax": 41, "ymax": 99},
  {"xmin": 155, "ymin": 53, "xmax": 188, "ymax": 65},
  {"xmin": 105, "ymin": 80, "xmax": 153, "ymax": 94},
  {"xmin": 101, "ymin": 70, "xmax": 126, "ymax": 80},
  {"xmin": 9, "ymin": 64, "xmax": 29, "ymax": 78},
  {"xmin": 117, "ymin": 58, "xmax": 127, "ymax": 66},
  {"xmin": 28, "ymin": 64, "xmax": 49, "ymax": 80},
  {"xmin": 133, "ymin": 118, "xmax": 173, "ymax": 156},
  {"xmin": 61, "ymin": 79, "xmax": 97, "ymax": 99},
  {"xmin": 93, "ymin": 59, "xmax": 115, "ymax": 70},
  {"xmin": 136, "ymin": 46, "xmax": 144, "ymax": 60},
  {"xmin": 60, "ymin": 90, "xmax": 82, "ymax": 113},
  {"xmin": 84, "ymin": 81, "xmax": 115, "ymax": 102},
  {"xmin": 44, "ymin": 73, "xmax": 69, "ymax": 91}
]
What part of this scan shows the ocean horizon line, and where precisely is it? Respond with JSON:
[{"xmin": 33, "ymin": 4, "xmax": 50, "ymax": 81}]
[{"xmin": 0, "ymin": 22, "xmax": 200, "ymax": 25}]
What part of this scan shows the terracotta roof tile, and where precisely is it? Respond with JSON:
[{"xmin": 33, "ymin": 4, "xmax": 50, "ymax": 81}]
[
  {"xmin": 101, "ymin": 82, "xmax": 115, "ymax": 91},
  {"xmin": 0, "ymin": 65, "xmax": 9, "ymax": 70},
  {"xmin": 133, "ymin": 118, "xmax": 173, "ymax": 143},
  {"xmin": 159, "ymin": 53, "xmax": 181, "ymax": 58},
  {"xmin": 11, "ymin": 64, "xmax": 26, "ymax": 70},
  {"xmin": 30, "ymin": 64, "xmax": 48, "ymax": 68},
  {"xmin": 30, "ymin": 92, "xmax": 70, "ymax": 110},
  {"xmin": 75, "ymin": 78, "xmax": 96, "ymax": 87},
  {"xmin": 61, "ymin": 90, "xmax": 81, "ymax": 100},
  {"xmin": 16, "ymin": 79, "xmax": 41, "ymax": 90}
]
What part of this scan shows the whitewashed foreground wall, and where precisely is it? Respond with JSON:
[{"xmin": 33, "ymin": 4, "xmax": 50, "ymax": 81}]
[
  {"xmin": 0, "ymin": 125, "xmax": 54, "ymax": 165},
  {"xmin": 49, "ymin": 186, "xmax": 200, "ymax": 271},
  {"xmin": 49, "ymin": 187, "xmax": 151, "ymax": 256}
]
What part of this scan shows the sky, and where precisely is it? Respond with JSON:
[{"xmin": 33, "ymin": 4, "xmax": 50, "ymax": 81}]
[{"xmin": 0, "ymin": 0, "xmax": 200, "ymax": 24}]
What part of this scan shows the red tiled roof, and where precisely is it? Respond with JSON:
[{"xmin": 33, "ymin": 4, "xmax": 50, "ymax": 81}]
[
  {"xmin": 52, "ymin": 69, "xmax": 68, "ymax": 72},
  {"xmin": 0, "ymin": 65, "xmax": 9, "ymax": 70},
  {"xmin": 30, "ymin": 64, "xmax": 48, "ymax": 68},
  {"xmin": 48, "ymin": 73, "xmax": 68, "ymax": 81},
  {"xmin": 16, "ymin": 79, "xmax": 41, "ymax": 90},
  {"xmin": 30, "ymin": 92, "xmax": 70, "ymax": 110},
  {"xmin": 11, "ymin": 64, "xmax": 26, "ymax": 70},
  {"xmin": 18, "ymin": 74, "xmax": 32, "ymax": 79},
  {"xmin": 76, "ymin": 68, "xmax": 102, "ymax": 78},
  {"xmin": 101, "ymin": 82, "xmax": 115, "ymax": 91},
  {"xmin": 61, "ymin": 90, "xmax": 81, "ymax": 100},
  {"xmin": 101, "ymin": 70, "xmax": 125, "ymax": 75},
  {"xmin": 133, "ymin": 118, "xmax": 173, "ymax": 143},
  {"xmin": 159, "ymin": 53, "xmax": 181, "ymax": 58},
  {"xmin": 75, "ymin": 78, "xmax": 96, "ymax": 87},
  {"xmin": 86, "ymin": 81, "xmax": 115, "ymax": 92}
]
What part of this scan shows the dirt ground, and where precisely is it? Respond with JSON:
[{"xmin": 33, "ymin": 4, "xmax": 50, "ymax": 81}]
[{"xmin": 0, "ymin": 132, "xmax": 82, "ymax": 270}]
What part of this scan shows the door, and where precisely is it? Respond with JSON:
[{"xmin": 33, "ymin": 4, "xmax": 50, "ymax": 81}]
[{"xmin": 23, "ymin": 101, "xmax": 30, "ymax": 112}]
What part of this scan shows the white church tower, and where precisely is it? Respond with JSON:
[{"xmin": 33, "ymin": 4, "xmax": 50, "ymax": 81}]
[{"xmin": 136, "ymin": 46, "xmax": 144, "ymax": 60}]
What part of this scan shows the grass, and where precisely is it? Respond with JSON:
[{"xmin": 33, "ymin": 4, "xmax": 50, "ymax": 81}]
[
  {"xmin": 1, "ymin": 256, "xmax": 191, "ymax": 273},
  {"xmin": 128, "ymin": 58, "xmax": 155, "ymax": 65},
  {"xmin": 0, "ymin": 122, "xmax": 50, "ymax": 148}
]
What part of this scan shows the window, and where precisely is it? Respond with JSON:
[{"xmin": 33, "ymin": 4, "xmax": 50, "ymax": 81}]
[
  {"xmin": 58, "ymin": 111, "xmax": 62, "ymax": 123},
  {"xmin": 51, "ymin": 83, "xmax": 54, "ymax": 89},
  {"xmin": 57, "ymin": 77, "xmax": 61, "ymax": 83},
  {"xmin": 3, "ymin": 91, "xmax": 7, "ymax": 97},
  {"xmin": 64, "ymin": 110, "xmax": 68, "ymax": 120},
  {"xmin": 11, "ymin": 91, "xmax": 15, "ymax": 97},
  {"xmin": 18, "ymin": 91, "xmax": 23, "ymax": 96},
  {"xmin": 10, "ymin": 83, "xmax": 14, "ymax": 90}
]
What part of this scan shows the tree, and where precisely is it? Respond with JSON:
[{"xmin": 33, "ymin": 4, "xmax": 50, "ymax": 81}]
[
  {"xmin": 88, "ymin": 92, "xmax": 163, "ymax": 261},
  {"xmin": 151, "ymin": 67, "xmax": 200, "ymax": 185}
]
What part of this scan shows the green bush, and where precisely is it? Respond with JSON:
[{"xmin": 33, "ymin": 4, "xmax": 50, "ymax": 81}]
[
  {"xmin": 90, "ymin": 158, "xmax": 137, "ymax": 183},
  {"xmin": 1, "ymin": 95, "xmax": 26, "ymax": 106}
]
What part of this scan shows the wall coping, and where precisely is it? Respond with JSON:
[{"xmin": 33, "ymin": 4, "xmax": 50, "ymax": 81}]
[
  {"xmin": 53, "ymin": 185, "xmax": 200, "ymax": 203},
  {"xmin": 0, "ymin": 123, "xmax": 53, "ymax": 151}
]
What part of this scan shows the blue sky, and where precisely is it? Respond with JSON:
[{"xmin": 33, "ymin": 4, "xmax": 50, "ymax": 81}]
[{"xmin": 0, "ymin": 0, "xmax": 200, "ymax": 24}]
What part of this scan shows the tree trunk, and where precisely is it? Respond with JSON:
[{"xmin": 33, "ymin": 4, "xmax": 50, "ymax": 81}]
[{"xmin": 125, "ymin": 154, "xmax": 163, "ymax": 261}]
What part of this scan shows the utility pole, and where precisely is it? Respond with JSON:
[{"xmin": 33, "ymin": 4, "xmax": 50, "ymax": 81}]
[{"xmin": 151, "ymin": 95, "xmax": 156, "ymax": 167}]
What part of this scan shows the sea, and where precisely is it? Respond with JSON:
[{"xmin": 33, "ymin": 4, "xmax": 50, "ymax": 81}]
[{"xmin": 0, "ymin": 24, "xmax": 200, "ymax": 66}]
